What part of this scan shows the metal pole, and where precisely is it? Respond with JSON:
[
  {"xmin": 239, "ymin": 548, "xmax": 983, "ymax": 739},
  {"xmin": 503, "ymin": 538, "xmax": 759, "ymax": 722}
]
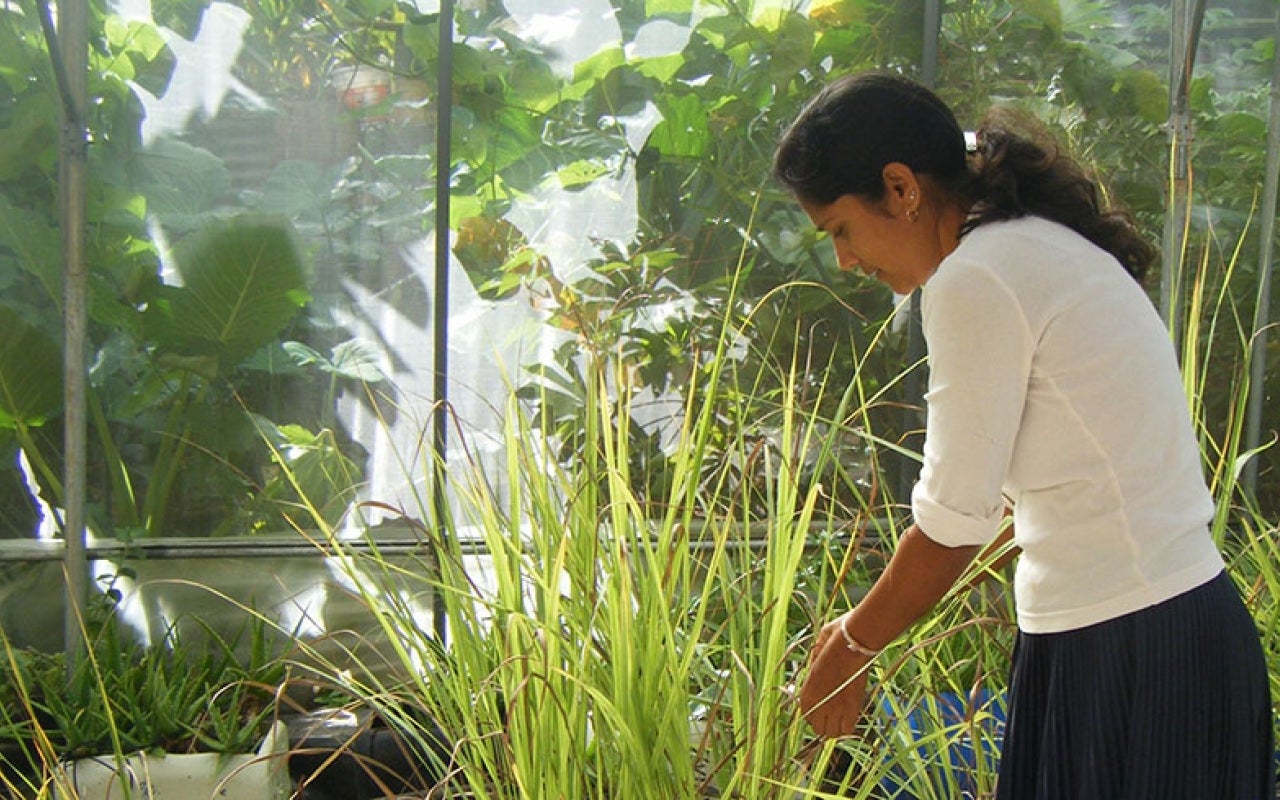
[
  {"xmin": 1161, "ymin": 0, "xmax": 1207, "ymax": 341},
  {"xmin": 921, "ymin": 0, "xmax": 940, "ymax": 85},
  {"xmin": 1242, "ymin": 6, "xmax": 1280, "ymax": 496},
  {"xmin": 36, "ymin": 0, "xmax": 90, "ymax": 672},
  {"xmin": 896, "ymin": 0, "xmax": 942, "ymax": 505},
  {"xmin": 432, "ymin": 0, "xmax": 454, "ymax": 644}
]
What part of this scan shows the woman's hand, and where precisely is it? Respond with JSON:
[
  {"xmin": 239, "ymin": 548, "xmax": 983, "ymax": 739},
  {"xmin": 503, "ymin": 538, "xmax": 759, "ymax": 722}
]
[
  {"xmin": 797, "ymin": 525, "xmax": 984, "ymax": 737},
  {"xmin": 798, "ymin": 613, "xmax": 873, "ymax": 737}
]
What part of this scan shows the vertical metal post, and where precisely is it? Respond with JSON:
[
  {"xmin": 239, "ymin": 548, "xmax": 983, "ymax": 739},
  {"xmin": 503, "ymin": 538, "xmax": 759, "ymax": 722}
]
[
  {"xmin": 37, "ymin": 0, "xmax": 90, "ymax": 672},
  {"xmin": 61, "ymin": 0, "xmax": 91, "ymax": 672},
  {"xmin": 896, "ymin": 0, "xmax": 942, "ymax": 505},
  {"xmin": 1161, "ymin": 0, "xmax": 1207, "ymax": 341},
  {"xmin": 1242, "ymin": 6, "xmax": 1280, "ymax": 496},
  {"xmin": 432, "ymin": 0, "xmax": 454, "ymax": 644},
  {"xmin": 921, "ymin": 0, "xmax": 940, "ymax": 85}
]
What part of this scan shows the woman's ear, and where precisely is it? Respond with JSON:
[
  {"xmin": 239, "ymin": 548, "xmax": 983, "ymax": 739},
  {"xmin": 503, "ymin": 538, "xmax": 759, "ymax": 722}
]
[{"xmin": 881, "ymin": 162, "xmax": 921, "ymax": 215}]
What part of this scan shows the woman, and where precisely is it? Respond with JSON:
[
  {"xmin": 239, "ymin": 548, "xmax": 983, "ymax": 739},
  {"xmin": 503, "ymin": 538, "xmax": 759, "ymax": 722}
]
[{"xmin": 773, "ymin": 71, "xmax": 1273, "ymax": 799}]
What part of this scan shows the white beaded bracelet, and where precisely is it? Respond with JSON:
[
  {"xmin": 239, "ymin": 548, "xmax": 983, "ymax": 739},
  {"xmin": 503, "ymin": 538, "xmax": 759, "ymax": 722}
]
[{"xmin": 838, "ymin": 616, "xmax": 881, "ymax": 658}]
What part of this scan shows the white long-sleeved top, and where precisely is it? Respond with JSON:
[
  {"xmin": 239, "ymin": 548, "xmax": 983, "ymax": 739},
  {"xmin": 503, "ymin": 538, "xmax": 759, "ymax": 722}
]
[{"xmin": 910, "ymin": 215, "xmax": 1223, "ymax": 633}]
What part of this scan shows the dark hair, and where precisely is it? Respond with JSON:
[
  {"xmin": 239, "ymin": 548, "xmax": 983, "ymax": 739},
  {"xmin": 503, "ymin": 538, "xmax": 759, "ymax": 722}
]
[
  {"xmin": 773, "ymin": 72, "xmax": 1156, "ymax": 282},
  {"xmin": 964, "ymin": 108, "xmax": 1156, "ymax": 281},
  {"xmin": 772, "ymin": 72, "xmax": 967, "ymax": 204}
]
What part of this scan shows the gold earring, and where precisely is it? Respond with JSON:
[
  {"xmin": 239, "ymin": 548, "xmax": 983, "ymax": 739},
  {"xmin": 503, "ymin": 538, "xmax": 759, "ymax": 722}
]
[{"xmin": 907, "ymin": 208, "xmax": 919, "ymax": 222}]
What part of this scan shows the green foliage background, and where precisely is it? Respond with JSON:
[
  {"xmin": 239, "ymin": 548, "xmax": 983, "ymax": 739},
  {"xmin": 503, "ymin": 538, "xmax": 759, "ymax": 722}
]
[
  {"xmin": 0, "ymin": 0, "xmax": 1276, "ymax": 537},
  {"xmin": 0, "ymin": 2, "xmax": 1277, "ymax": 795}
]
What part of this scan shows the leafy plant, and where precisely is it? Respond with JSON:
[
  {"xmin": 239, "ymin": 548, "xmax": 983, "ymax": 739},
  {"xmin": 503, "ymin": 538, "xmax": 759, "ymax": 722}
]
[
  {"xmin": 0, "ymin": 0, "xmax": 371, "ymax": 539},
  {"xmin": 0, "ymin": 606, "xmax": 289, "ymax": 798},
  {"xmin": 6, "ymin": 0, "xmax": 1275, "ymax": 542},
  {"xmin": 0, "ymin": 209, "xmax": 328, "ymax": 538}
]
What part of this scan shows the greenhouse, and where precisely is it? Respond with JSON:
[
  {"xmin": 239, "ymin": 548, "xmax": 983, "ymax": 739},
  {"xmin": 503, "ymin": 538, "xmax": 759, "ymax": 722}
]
[{"xmin": 1, "ymin": 0, "xmax": 1278, "ymax": 796}]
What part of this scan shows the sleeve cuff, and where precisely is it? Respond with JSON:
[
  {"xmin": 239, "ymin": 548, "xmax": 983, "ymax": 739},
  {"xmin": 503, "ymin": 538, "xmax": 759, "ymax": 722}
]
[{"xmin": 910, "ymin": 484, "xmax": 1004, "ymax": 547}]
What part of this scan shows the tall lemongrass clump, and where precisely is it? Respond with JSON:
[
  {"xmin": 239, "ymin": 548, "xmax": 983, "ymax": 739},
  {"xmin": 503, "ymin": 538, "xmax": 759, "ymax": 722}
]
[
  {"xmin": 319, "ymin": 325, "xmax": 865, "ymax": 796},
  {"xmin": 1173, "ymin": 203, "xmax": 1280, "ymax": 741},
  {"xmin": 264, "ymin": 242, "xmax": 1025, "ymax": 799}
]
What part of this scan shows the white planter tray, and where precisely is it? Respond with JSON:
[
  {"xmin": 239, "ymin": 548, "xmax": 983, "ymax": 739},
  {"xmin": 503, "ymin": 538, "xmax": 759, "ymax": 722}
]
[{"xmin": 56, "ymin": 720, "xmax": 291, "ymax": 799}]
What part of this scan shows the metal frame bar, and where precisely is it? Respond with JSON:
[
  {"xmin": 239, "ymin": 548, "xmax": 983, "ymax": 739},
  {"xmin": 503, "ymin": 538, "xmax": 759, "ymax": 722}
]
[
  {"xmin": 431, "ymin": 0, "xmax": 455, "ymax": 644},
  {"xmin": 1243, "ymin": 5, "xmax": 1280, "ymax": 496},
  {"xmin": 35, "ymin": 0, "xmax": 90, "ymax": 672},
  {"xmin": 1161, "ymin": 0, "xmax": 1208, "ymax": 339},
  {"xmin": 0, "ymin": 521, "xmax": 875, "ymax": 563},
  {"xmin": 895, "ymin": 0, "xmax": 942, "ymax": 504}
]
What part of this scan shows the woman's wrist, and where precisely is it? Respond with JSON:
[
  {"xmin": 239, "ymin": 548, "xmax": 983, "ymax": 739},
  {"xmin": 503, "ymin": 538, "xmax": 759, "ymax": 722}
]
[{"xmin": 837, "ymin": 612, "xmax": 881, "ymax": 659}]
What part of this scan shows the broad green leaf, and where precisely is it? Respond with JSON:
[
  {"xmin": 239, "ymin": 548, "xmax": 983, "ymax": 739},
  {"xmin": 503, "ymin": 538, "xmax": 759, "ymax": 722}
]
[
  {"xmin": 0, "ymin": 92, "xmax": 57, "ymax": 182},
  {"xmin": 282, "ymin": 341, "xmax": 325, "ymax": 368},
  {"xmin": 1250, "ymin": 37, "xmax": 1274, "ymax": 64},
  {"xmin": 563, "ymin": 46, "xmax": 625, "ymax": 102},
  {"xmin": 808, "ymin": 0, "xmax": 863, "ymax": 27},
  {"xmin": 767, "ymin": 11, "xmax": 814, "ymax": 80},
  {"xmin": 401, "ymin": 18, "xmax": 440, "ymax": 64},
  {"xmin": 647, "ymin": 0, "xmax": 695, "ymax": 22},
  {"xmin": 506, "ymin": 53, "xmax": 563, "ymax": 113},
  {"xmin": 143, "ymin": 218, "xmax": 310, "ymax": 373},
  {"xmin": 1218, "ymin": 111, "xmax": 1266, "ymax": 142},
  {"xmin": 750, "ymin": 0, "xmax": 795, "ymax": 31},
  {"xmin": 258, "ymin": 159, "xmax": 339, "ymax": 219},
  {"xmin": 0, "ymin": 307, "xmax": 63, "ymax": 429},
  {"xmin": 487, "ymin": 105, "xmax": 546, "ymax": 173},
  {"xmin": 0, "ymin": 14, "xmax": 41, "ymax": 94},
  {"xmin": 1010, "ymin": 0, "xmax": 1063, "ymax": 34},
  {"xmin": 573, "ymin": 45, "xmax": 626, "ymax": 85},
  {"xmin": 137, "ymin": 139, "xmax": 232, "ymax": 231},
  {"xmin": 647, "ymin": 93, "xmax": 710, "ymax": 158},
  {"xmin": 556, "ymin": 159, "xmax": 612, "ymax": 189},
  {"xmin": 691, "ymin": 11, "xmax": 740, "ymax": 50},
  {"xmin": 103, "ymin": 17, "xmax": 167, "ymax": 61},
  {"xmin": 327, "ymin": 340, "xmax": 385, "ymax": 382},
  {"xmin": 633, "ymin": 52, "xmax": 685, "ymax": 83},
  {"xmin": 0, "ymin": 195, "xmax": 60, "ymax": 306},
  {"xmin": 1117, "ymin": 68, "xmax": 1168, "ymax": 125},
  {"xmin": 449, "ymin": 194, "xmax": 486, "ymax": 229},
  {"xmin": 283, "ymin": 339, "xmax": 384, "ymax": 382},
  {"xmin": 1188, "ymin": 75, "xmax": 1215, "ymax": 115}
]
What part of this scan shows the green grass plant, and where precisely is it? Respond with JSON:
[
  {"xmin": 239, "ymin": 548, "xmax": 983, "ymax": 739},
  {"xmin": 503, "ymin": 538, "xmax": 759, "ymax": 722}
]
[
  {"xmin": 1173, "ymin": 200, "xmax": 1280, "ymax": 751},
  {"xmin": 291, "ymin": 226, "xmax": 1279, "ymax": 799},
  {"xmin": 245, "ymin": 244, "xmax": 1028, "ymax": 799},
  {"xmin": 6, "ymin": 203, "xmax": 1270, "ymax": 800}
]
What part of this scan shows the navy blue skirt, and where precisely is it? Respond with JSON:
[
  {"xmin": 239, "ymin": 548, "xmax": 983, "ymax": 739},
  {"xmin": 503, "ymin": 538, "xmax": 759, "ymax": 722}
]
[{"xmin": 996, "ymin": 571, "xmax": 1274, "ymax": 800}]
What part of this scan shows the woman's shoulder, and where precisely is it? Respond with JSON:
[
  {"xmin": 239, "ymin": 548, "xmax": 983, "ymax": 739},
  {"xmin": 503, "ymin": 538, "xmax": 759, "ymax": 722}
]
[
  {"xmin": 929, "ymin": 214, "xmax": 1136, "ymax": 316},
  {"xmin": 951, "ymin": 215, "xmax": 1119, "ymax": 280},
  {"xmin": 960, "ymin": 214, "xmax": 1082, "ymax": 251}
]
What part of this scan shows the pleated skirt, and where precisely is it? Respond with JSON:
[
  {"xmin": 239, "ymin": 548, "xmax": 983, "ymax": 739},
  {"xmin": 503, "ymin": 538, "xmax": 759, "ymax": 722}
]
[{"xmin": 995, "ymin": 571, "xmax": 1274, "ymax": 800}]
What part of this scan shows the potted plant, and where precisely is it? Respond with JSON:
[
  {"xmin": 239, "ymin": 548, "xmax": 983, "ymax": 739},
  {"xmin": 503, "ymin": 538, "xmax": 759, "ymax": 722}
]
[{"xmin": 0, "ymin": 610, "xmax": 293, "ymax": 799}]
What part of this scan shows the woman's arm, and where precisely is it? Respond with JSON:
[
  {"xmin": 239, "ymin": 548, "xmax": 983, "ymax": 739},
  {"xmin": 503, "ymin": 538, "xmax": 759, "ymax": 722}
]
[
  {"xmin": 799, "ymin": 523, "xmax": 982, "ymax": 736},
  {"xmin": 961, "ymin": 514, "xmax": 1018, "ymax": 590}
]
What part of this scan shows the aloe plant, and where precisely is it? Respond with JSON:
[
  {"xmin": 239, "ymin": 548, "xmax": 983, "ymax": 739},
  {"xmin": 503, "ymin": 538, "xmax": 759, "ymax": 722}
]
[{"xmin": 0, "ymin": 608, "xmax": 288, "ymax": 799}]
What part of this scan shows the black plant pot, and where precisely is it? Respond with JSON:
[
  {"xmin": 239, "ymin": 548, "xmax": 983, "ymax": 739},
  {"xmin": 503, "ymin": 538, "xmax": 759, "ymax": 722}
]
[{"xmin": 287, "ymin": 708, "xmax": 449, "ymax": 800}]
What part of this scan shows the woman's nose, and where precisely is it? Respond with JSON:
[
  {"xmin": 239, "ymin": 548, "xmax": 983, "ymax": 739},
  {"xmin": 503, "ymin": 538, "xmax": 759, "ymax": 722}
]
[{"xmin": 834, "ymin": 242, "xmax": 860, "ymax": 271}]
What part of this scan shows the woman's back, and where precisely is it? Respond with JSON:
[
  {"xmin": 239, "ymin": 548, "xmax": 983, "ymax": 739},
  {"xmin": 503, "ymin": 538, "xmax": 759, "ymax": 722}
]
[{"xmin": 914, "ymin": 215, "xmax": 1222, "ymax": 632}]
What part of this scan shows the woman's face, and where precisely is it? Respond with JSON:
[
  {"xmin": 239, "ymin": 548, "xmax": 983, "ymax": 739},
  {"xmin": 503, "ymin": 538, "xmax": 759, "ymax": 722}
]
[{"xmin": 799, "ymin": 191, "xmax": 947, "ymax": 295}]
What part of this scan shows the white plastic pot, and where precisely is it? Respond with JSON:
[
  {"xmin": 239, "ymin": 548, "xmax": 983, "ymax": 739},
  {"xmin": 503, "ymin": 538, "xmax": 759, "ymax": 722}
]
[{"xmin": 57, "ymin": 720, "xmax": 291, "ymax": 800}]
